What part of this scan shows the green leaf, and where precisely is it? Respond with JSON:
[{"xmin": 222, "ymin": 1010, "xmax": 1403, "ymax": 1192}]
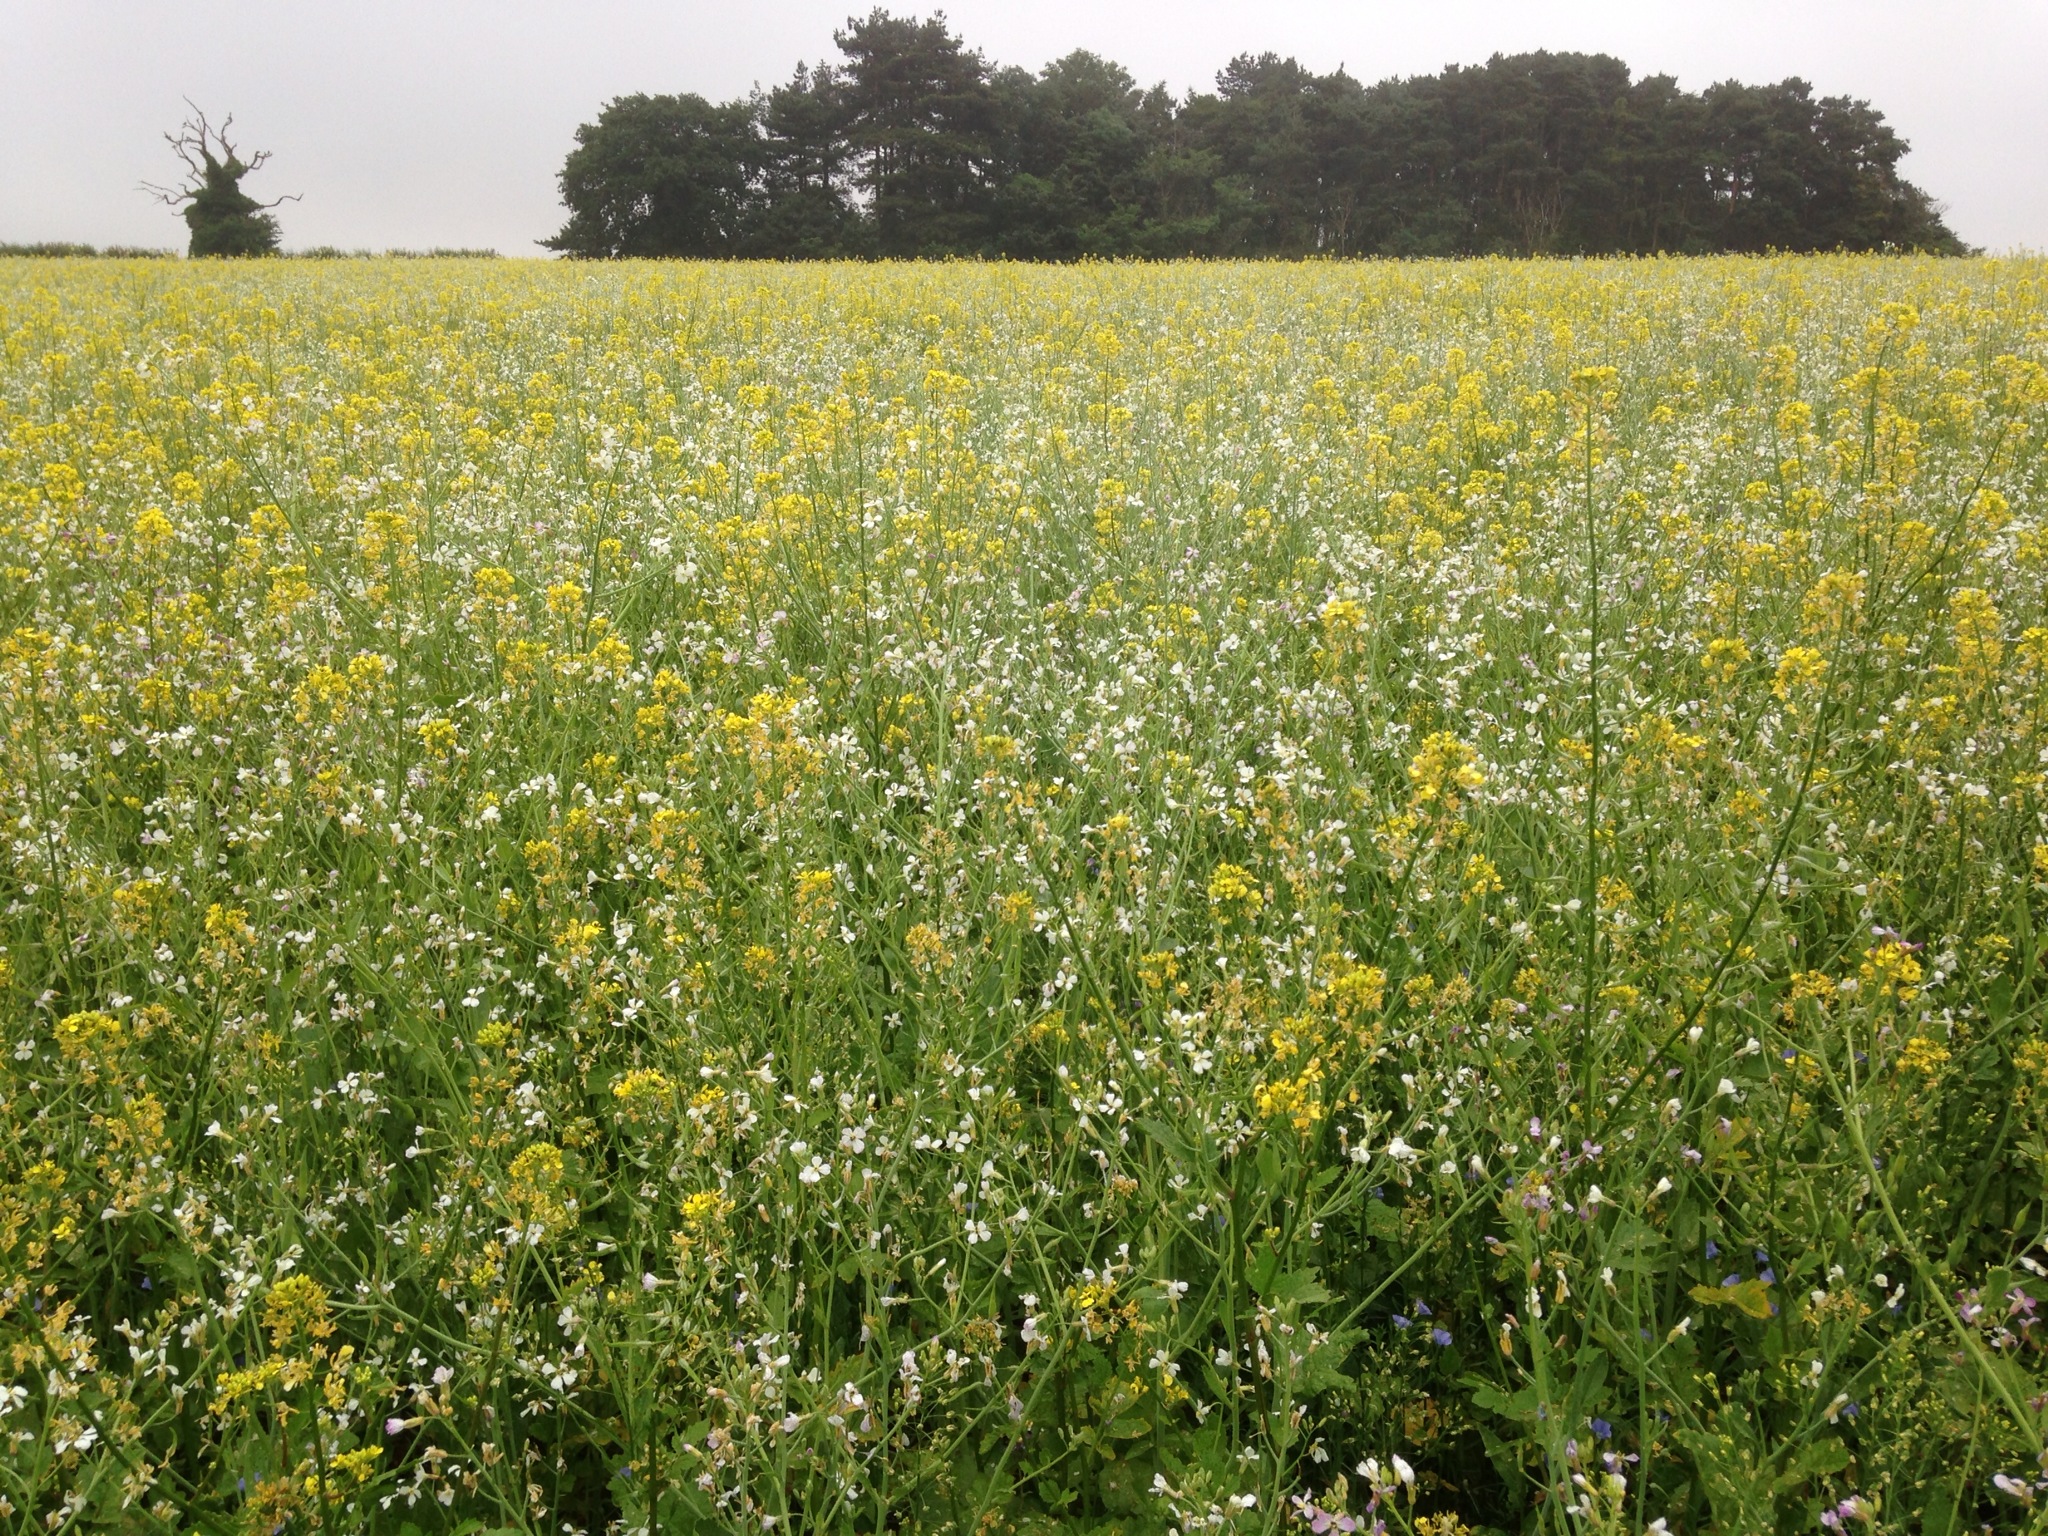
[
  {"xmin": 1246, "ymin": 1242, "xmax": 1281, "ymax": 1296},
  {"xmin": 1294, "ymin": 1327, "xmax": 1362, "ymax": 1393},
  {"xmin": 1562, "ymin": 1347, "xmax": 1610, "ymax": 1425},
  {"xmin": 1264, "ymin": 1268, "xmax": 1331, "ymax": 1306},
  {"xmin": 1771, "ymin": 1437, "xmax": 1850, "ymax": 1493},
  {"xmin": 1688, "ymin": 1279, "xmax": 1773, "ymax": 1319},
  {"xmin": 1365, "ymin": 1199, "xmax": 1403, "ymax": 1242},
  {"xmin": 1464, "ymin": 1375, "xmax": 1542, "ymax": 1423},
  {"xmin": 1139, "ymin": 1116, "xmax": 1197, "ymax": 1161}
]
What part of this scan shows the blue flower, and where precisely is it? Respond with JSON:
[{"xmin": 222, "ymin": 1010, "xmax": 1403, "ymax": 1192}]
[
  {"xmin": 1591, "ymin": 1418, "xmax": 1612, "ymax": 1440},
  {"xmin": 1431, "ymin": 1328, "xmax": 1453, "ymax": 1347},
  {"xmin": 1392, "ymin": 1314, "xmax": 1410, "ymax": 1329}
]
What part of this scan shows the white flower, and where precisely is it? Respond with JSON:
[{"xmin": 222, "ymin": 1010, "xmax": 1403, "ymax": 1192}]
[
  {"xmin": 965, "ymin": 1219, "xmax": 992, "ymax": 1244},
  {"xmin": 798, "ymin": 1155, "xmax": 830, "ymax": 1185},
  {"xmin": 1993, "ymin": 1473, "xmax": 2034, "ymax": 1503},
  {"xmin": 52, "ymin": 1420, "xmax": 98, "ymax": 1455}
]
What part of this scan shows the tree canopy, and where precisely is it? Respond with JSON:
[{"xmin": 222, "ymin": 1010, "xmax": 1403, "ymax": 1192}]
[
  {"xmin": 144, "ymin": 106, "xmax": 293, "ymax": 258},
  {"xmin": 548, "ymin": 12, "xmax": 1965, "ymax": 259}
]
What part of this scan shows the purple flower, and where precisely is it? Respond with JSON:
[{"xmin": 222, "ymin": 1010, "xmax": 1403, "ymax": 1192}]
[
  {"xmin": 1291, "ymin": 1494, "xmax": 1359, "ymax": 1533},
  {"xmin": 1392, "ymin": 1314, "xmax": 1410, "ymax": 1329},
  {"xmin": 1431, "ymin": 1328, "xmax": 1453, "ymax": 1347},
  {"xmin": 1704, "ymin": 1240, "xmax": 1719, "ymax": 1259},
  {"xmin": 1590, "ymin": 1417, "xmax": 1612, "ymax": 1439}
]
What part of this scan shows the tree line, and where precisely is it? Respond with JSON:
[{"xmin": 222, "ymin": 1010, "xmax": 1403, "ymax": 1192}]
[{"xmin": 547, "ymin": 11, "xmax": 1965, "ymax": 260}]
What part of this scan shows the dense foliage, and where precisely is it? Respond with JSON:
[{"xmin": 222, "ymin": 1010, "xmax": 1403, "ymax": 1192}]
[
  {"xmin": 547, "ymin": 15, "xmax": 1964, "ymax": 260},
  {"xmin": 144, "ymin": 110, "xmax": 289, "ymax": 260},
  {"xmin": 2, "ymin": 253, "xmax": 2046, "ymax": 1535},
  {"xmin": 0, "ymin": 246, "xmax": 176, "ymax": 260}
]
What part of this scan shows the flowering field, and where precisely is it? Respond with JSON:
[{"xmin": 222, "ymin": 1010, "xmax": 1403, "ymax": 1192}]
[{"xmin": 2, "ymin": 254, "xmax": 2047, "ymax": 1535}]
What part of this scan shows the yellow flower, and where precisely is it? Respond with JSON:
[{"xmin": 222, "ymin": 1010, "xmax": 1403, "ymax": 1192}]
[
  {"xmin": 1951, "ymin": 587, "xmax": 2003, "ymax": 685},
  {"xmin": 1704, "ymin": 636, "xmax": 1751, "ymax": 683},
  {"xmin": 1897, "ymin": 1037, "xmax": 1950, "ymax": 1076},
  {"xmin": 506, "ymin": 1143, "xmax": 574, "ymax": 1238},
  {"xmin": 1860, "ymin": 941, "xmax": 1923, "ymax": 1004},
  {"xmin": 1463, "ymin": 853, "xmax": 1503, "ymax": 897},
  {"xmin": 54, "ymin": 1010, "xmax": 121, "ymax": 1060},
  {"xmin": 132, "ymin": 505, "xmax": 176, "ymax": 552},
  {"xmin": 904, "ymin": 922, "xmax": 952, "ymax": 973},
  {"xmin": 613, "ymin": 1067, "xmax": 671, "ymax": 1102},
  {"xmin": 1408, "ymin": 732, "xmax": 1485, "ymax": 813},
  {"xmin": 1772, "ymin": 645, "xmax": 1828, "ymax": 700},
  {"xmin": 263, "ymin": 1275, "xmax": 334, "ymax": 1349},
  {"xmin": 1207, "ymin": 862, "xmax": 1264, "ymax": 918}
]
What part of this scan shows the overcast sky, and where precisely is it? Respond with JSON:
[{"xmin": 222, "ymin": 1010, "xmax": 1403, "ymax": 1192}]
[{"xmin": 5, "ymin": 0, "xmax": 2044, "ymax": 255}]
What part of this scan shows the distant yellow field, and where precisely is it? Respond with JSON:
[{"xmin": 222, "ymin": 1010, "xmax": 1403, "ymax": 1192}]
[{"xmin": 2, "ymin": 255, "xmax": 2046, "ymax": 1533}]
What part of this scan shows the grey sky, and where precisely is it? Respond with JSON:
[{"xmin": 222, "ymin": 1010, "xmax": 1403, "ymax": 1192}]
[{"xmin": 4, "ymin": 0, "xmax": 2044, "ymax": 255}]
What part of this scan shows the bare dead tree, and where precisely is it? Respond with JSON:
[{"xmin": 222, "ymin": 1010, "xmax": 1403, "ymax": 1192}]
[{"xmin": 142, "ymin": 102, "xmax": 297, "ymax": 256}]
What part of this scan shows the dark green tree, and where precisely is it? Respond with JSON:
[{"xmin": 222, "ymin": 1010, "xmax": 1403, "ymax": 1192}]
[
  {"xmin": 832, "ymin": 10, "xmax": 1000, "ymax": 254},
  {"xmin": 1184, "ymin": 53, "xmax": 1372, "ymax": 255},
  {"xmin": 546, "ymin": 20, "xmax": 1967, "ymax": 259},
  {"xmin": 991, "ymin": 52, "xmax": 1168, "ymax": 258},
  {"xmin": 1702, "ymin": 78, "xmax": 1965, "ymax": 253},
  {"xmin": 143, "ymin": 107, "xmax": 291, "ymax": 257},
  {"xmin": 747, "ymin": 64, "xmax": 862, "ymax": 257},
  {"xmin": 544, "ymin": 93, "xmax": 760, "ymax": 258}
]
